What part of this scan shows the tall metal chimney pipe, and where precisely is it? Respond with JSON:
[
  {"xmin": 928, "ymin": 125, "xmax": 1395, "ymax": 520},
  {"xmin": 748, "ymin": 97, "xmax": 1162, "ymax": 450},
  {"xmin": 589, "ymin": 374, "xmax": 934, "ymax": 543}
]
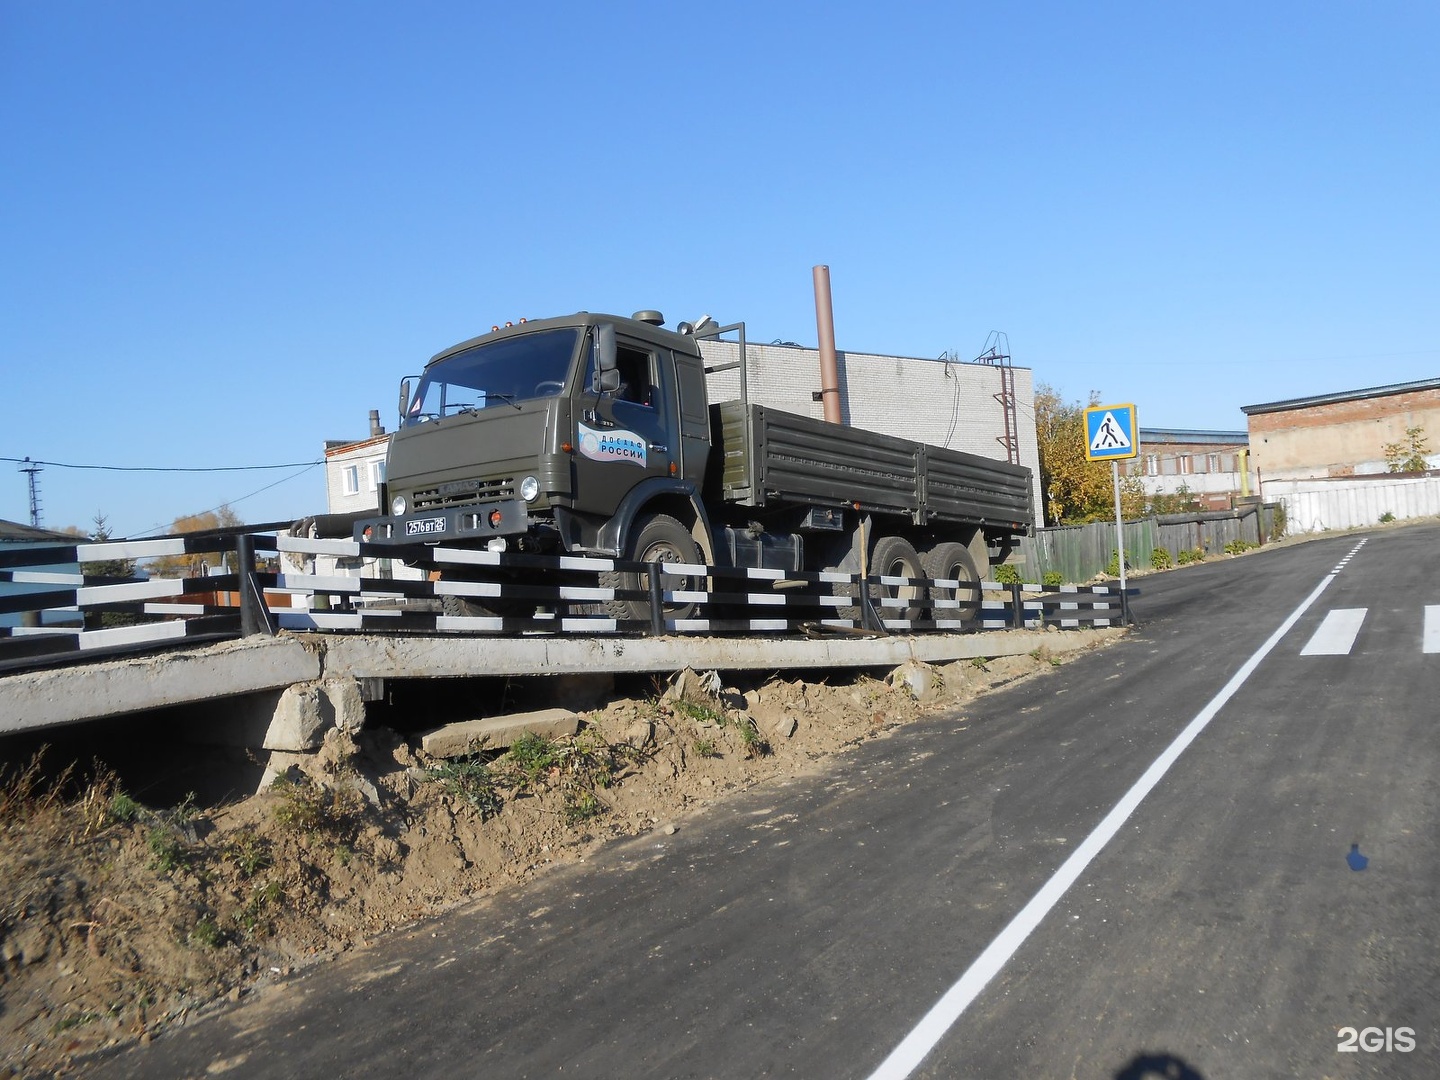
[
  {"xmin": 812, "ymin": 265, "xmax": 843, "ymax": 425},
  {"xmin": 369, "ymin": 409, "xmax": 384, "ymax": 438}
]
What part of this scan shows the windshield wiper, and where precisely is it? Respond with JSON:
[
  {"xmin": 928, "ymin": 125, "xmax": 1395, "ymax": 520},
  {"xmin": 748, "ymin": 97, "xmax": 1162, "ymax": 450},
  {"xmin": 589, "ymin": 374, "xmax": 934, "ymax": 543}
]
[{"xmin": 487, "ymin": 392, "xmax": 523, "ymax": 411}]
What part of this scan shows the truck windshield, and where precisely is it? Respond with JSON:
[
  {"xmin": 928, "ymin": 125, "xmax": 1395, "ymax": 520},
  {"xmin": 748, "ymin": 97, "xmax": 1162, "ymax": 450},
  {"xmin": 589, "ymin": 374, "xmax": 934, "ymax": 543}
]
[{"xmin": 403, "ymin": 327, "xmax": 581, "ymax": 426}]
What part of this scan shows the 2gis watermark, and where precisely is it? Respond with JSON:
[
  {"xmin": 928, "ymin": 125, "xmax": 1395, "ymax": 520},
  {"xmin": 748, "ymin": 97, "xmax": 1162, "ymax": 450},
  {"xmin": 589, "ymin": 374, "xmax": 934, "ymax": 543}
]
[{"xmin": 1337, "ymin": 1026, "xmax": 1416, "ymax": 1053}]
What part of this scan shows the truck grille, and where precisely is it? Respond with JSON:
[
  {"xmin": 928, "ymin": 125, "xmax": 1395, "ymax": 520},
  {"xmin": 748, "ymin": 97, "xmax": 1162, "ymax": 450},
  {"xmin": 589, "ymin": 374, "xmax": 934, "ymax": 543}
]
[{"xmin": 412, "ymin": 476, "xmax": 515, "ymax": 512}]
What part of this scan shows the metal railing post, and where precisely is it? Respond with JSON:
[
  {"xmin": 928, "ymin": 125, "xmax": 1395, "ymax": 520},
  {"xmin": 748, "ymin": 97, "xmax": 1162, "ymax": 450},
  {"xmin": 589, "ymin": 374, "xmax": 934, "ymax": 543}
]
[
  {"xmin": 1009, "ymin": 582, "xmax": 1024, "ymax": 629},
  {"xmin": 236, "ymin": 533, "xmax": 274, "ymax": 637},
  {"xmin": 647, "ymin": 562, "xmax": 665, "ymax": 636}
]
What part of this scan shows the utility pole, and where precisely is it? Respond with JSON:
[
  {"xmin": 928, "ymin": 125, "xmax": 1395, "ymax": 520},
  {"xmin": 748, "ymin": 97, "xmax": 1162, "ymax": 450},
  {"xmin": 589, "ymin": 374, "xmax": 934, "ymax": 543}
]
[{"xmin": 18, "ymin": 457, "xmax": 43, "ymax": 528}]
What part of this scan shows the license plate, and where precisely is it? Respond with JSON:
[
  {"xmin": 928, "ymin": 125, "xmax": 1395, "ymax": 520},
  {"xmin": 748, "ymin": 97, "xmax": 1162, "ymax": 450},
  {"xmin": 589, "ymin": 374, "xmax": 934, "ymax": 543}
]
[{"xmin": 405, "ymin": 517, "xmax": 447, "ymax": 537}]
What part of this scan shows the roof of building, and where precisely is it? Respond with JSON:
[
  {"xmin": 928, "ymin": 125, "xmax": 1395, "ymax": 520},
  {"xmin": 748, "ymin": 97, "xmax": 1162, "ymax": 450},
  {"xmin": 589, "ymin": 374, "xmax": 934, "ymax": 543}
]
[
  {"xmin": 1241, "ymin": 377, "xmax": 1440, "ymax": 416},
  {"xmin": 324, "ymin": 433, "xmax": 390, "ymax": 457},
  {"xmin": 1139, "ymin": 428, "xmax": 1248, "ymax": 445},
  {"xmin": 0, "ymin": 519, "xmax": 79, "ymax": 543}
]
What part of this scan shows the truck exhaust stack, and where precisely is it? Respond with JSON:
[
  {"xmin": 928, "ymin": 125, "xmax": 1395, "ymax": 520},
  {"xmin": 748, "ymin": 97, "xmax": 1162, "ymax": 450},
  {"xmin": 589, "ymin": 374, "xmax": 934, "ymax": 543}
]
[{"xmin": 812, "ymin": 265, "xmax": 843, "ymax": 425}]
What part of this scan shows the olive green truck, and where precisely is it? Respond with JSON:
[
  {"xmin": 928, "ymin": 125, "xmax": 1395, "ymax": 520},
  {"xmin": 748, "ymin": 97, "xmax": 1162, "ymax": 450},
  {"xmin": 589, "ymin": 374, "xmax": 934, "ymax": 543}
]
[{"xmin": 349, "ymin": 310, "xmax": 1034, "ymax": 621}]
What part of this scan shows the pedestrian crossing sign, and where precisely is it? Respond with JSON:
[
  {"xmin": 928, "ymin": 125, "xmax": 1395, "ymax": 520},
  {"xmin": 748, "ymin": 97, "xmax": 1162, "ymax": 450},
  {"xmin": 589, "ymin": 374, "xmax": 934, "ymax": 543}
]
[{"xmin": 1085, "ymin": 403, "xmax": 1138, "ymax": 461}]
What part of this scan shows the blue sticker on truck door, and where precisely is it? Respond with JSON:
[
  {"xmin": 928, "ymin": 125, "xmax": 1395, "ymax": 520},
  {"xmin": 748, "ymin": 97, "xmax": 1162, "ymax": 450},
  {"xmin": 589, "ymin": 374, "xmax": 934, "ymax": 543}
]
[{"xmin": 578, "ymin": 423, "xmax": 647, "ymax": 467}]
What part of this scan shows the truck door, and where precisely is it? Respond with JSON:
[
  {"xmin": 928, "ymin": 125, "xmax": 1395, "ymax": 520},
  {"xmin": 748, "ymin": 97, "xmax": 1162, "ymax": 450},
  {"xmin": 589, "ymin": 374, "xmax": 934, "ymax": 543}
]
[{"xmin": 571, "ymin": 335, "xmax": 678, "ymax": 519}]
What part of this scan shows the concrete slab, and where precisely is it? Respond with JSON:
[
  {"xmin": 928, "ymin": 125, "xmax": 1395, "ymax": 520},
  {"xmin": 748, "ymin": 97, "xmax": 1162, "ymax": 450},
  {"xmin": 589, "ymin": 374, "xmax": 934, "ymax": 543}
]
[
  {"xmin": 0, "ymin": 637, "xmax": 322, "ymax": 735},
  {"xmin": 322, "ymin": 628, "xmax": 1120, "ymax": 683},
  {"xmin": 421, "ymin": 708, "xmax": 582, "ymax": 759}
]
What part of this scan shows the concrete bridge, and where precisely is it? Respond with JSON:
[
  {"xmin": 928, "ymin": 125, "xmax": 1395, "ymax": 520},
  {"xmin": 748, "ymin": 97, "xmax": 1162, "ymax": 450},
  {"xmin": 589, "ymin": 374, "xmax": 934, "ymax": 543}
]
[{"xmin": 0, "ymin": 627, "xmax": 1112, "ymax": 752}]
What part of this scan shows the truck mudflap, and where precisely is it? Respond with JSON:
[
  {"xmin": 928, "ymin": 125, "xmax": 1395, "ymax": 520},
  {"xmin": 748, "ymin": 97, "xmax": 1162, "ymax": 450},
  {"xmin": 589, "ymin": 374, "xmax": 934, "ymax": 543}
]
[{"xmin": 353, "ymin": 497, "xmax": 530, "ymax": 546}]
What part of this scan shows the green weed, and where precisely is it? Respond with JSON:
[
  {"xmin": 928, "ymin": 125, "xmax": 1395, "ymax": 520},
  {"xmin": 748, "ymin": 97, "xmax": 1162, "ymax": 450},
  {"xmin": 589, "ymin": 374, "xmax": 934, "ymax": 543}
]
[
  {"xmin": 673, "ymin": 698, "xmax": 725, "ymax": 727},
  {"xmin": 562, "ymin": 790, "xmax": 602, "ymax": 824},
  {"xmin": 235, "ymin": 880, "xmax": 285, "ymax": 937},
  {"xmin": 507, "ymin": 732, "xmax": 558, "ymax": 787},
  {"xmin": 108, "ymin": 792, "xmax": 142, "ymax": 824},
  {"xmin": 692, "ymin": 737, "xmax": 719, "ymax": 758},
  {"xmin": 270, "ymin": 773, "xmax": 363, "ymax": 840},
  {"xmin": 737, "ymin": 721, "xmax": 771, "ymax": 760},
  {"xmin": 189, "ymin": 918, "xmax": 224, "ymax": 949},
  {"xmin": 147, "ymin": 828, "xmax": 187, "ymax": 874},
  {"xmin": 426, "ymin": 757, "xmax": 503, "ymax": 818},
  {"xmin": 50, "ymin": 1012, "xmax": 100, "ymax": 1035},
  {"xmin": 224, "ymin": 834, "xmax": 272, "ymax": 878}
]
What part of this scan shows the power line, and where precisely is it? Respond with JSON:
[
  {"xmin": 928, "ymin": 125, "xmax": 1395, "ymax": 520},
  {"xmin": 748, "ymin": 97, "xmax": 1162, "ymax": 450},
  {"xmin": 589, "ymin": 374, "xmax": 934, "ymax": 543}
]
[
  {"xmin": 1, "ymin": 455, "xmax": 323, "ymax": 474},
  {"xmin": 130, "ymin": 461, "xmax": 324, "ymax": 538}
]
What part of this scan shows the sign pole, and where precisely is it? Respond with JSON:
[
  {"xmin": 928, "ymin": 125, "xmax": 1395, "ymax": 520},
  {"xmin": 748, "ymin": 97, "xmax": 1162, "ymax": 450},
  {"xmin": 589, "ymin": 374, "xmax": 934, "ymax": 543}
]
[
  {"xmin": 1111, "ymin": 459, "xmax": 1128, "ymax": 622},
  {"xmin": 1084, "ymin": 402, "xmax": 1138, "ymax": 626}
]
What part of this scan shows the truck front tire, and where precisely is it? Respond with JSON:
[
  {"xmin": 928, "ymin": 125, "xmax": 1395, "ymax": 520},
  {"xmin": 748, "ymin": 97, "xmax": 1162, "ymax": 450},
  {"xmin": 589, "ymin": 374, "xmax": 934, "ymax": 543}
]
[{"xmin": 602, "ymin": 513, "xmax": 703, "ymax": 623}]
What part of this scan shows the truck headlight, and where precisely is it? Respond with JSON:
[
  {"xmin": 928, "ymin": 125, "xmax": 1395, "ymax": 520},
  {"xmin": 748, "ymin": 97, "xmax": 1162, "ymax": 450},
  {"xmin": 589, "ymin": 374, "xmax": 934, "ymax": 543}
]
[
  {"xmin": 391, "ymin": 495, "xmax": 408, "ymax": 516},
  {"xmin": 520, "ymin": 475, "xmax": 539, "ymax": 502}
]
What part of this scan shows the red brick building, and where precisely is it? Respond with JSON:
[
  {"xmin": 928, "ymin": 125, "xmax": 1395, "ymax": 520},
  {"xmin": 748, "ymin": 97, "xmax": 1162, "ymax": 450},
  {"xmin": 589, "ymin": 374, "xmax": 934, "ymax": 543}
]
[{"xmin": 1242, "ymin": 378, "xmax": 1440, "ymax": 481}]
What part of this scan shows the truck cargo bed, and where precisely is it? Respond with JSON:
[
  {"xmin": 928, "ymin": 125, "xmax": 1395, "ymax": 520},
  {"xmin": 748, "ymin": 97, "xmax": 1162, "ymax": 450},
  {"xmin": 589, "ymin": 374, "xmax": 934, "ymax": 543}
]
[{"xmin": 711, "ymin": 401, "xmax": 1033, "ymax": 531}]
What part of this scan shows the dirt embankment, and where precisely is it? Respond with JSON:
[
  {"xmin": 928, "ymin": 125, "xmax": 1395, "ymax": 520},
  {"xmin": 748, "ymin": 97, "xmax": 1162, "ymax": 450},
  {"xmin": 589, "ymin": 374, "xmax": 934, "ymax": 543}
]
[{"xmin": 0, "ymin": 634, "xmax": 1118, "ymax": 1077}]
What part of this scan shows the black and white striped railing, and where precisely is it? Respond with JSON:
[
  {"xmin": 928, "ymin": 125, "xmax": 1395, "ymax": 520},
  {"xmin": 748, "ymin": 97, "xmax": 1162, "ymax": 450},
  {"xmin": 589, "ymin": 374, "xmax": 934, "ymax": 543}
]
[{"xmin": 0, "ymin": 529, "xmax": 1129, "ymax": 670}]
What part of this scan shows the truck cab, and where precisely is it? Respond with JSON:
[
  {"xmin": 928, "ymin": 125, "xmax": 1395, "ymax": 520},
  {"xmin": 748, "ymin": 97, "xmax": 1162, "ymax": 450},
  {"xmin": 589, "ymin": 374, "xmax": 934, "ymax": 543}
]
[{"xmin": 359, "ymin": 311, "xmax": 715, "ymax": 563}]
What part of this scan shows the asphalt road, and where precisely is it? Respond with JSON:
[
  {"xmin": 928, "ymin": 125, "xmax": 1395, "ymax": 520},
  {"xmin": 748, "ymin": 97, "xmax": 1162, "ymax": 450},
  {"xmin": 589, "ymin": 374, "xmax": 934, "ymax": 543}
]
[{"xmin": 88, "ymin": 525, "xmax": 1440, "ymax": 1079}]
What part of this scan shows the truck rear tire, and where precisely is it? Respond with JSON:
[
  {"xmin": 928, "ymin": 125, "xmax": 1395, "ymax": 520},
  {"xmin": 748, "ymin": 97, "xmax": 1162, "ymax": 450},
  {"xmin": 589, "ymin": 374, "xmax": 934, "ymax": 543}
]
[
  {"xmin": 922, "ymin": 542, "xmax": 981, "ymax": 624},
  {"xmin": 602, "ymin": 513, "xmax": 703, "ymax": 623},
  {"xmin": 868, "ymin": 535, "xmax": 924, "ymax": 623}
]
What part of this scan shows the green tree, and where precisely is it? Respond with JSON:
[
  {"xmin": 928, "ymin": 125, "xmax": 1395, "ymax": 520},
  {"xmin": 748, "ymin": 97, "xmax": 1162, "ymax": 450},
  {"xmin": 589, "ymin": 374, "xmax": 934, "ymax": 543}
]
[
  {"xmin": 1035, "ymin": 385, "xmax": 1117, "ymax": 523},
  {"xmin": 82, "ymin": 513, "xmax": 141, "ymax": 629},
  {"xmin": 1383, "ymin": 426, "xmax": 1430, "ymax": 473},
  {"xmin": 81, "ymin": 514, "xmax": 138, "ymax": 580}
]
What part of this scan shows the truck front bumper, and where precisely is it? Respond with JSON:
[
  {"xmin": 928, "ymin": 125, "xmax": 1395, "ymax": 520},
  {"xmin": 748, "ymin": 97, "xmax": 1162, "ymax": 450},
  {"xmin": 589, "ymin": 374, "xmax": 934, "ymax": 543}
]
[{"xmin": 353, "ymin": 497, "xmax": 530, "ymax": 547}]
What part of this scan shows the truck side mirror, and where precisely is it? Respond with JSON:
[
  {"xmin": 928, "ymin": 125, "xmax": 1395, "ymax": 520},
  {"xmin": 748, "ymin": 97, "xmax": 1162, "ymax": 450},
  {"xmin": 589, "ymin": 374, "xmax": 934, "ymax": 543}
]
[
  {"xmin": 591, "ymin": 324, "xmax": 620, "ymax": 393},
  {"xmin": 399, "ymin": 378, "xmax": 411, "ymax": 421}
]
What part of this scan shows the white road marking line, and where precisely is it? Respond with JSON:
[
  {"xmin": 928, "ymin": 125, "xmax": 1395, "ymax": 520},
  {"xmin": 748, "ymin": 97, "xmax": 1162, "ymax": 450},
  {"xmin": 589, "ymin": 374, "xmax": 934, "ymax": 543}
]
[
  {"xmin": 1299, "ymin": 608, "xmax": 1368, "ymax": 656},
  {"xmin": 1424, "ymin": 606, "xmax": 1440, "ymax": 654},
  {"xmin": 864, "ymin": 547, "xmax": 1360, "ymax": 1080}
]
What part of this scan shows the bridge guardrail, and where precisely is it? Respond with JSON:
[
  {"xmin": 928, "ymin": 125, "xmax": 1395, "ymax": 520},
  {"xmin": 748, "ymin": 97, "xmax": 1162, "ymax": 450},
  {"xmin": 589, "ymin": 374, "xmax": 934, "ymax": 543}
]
[{"xmin": 0, "ymin": 528, "xmax": 1130, "ymax": 672}]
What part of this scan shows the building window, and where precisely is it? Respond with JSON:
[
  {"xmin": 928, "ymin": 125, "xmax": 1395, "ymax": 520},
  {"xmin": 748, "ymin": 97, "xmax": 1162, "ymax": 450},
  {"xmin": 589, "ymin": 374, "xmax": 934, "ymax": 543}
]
[
  {"xmin": 1206, "ymin": 453, "xmax": 1221, "ymax": 473},
  {"xmin": 1178, "ymin": 456, "xmax": 1192, "ymax": 475},
  {"xmin": 369, "ymin": 459, "xmax": 386, "ymax": 491},
  {"xmin": 1145, "ymin": 454, "xmax": 1159, "ymax": 476},
  {"xmin": 342, "ymin": 465, "xmax": 360, "ymax": 496}
]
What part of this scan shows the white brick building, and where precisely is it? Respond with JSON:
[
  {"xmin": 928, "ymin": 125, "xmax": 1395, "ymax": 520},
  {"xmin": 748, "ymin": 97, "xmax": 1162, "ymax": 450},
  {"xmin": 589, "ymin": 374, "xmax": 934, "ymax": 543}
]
[
  {"xmin": 314, "ymin": 422, "xmax": 426, "ymax": 587},
  {"xmin": 324, "ymin": 433, "xmax": 389, "ymax": 514}
]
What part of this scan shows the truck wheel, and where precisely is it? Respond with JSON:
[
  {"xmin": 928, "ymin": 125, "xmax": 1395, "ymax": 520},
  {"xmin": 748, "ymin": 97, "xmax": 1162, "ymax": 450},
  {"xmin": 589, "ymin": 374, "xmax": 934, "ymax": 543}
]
[
  {"xmin": 868, "ymin": 535, "xmax": 924, "ymax": 623},
  {"xmin": 602, "ymin": 513, "xmax": 703, "ymax": 623},
  {"xmin": 441, "ymin": 593, "xmax": 532, "ymax": 620},
  {"xmin": 922, "ymin": 542, "xmax": 981, "ymax": 624}
]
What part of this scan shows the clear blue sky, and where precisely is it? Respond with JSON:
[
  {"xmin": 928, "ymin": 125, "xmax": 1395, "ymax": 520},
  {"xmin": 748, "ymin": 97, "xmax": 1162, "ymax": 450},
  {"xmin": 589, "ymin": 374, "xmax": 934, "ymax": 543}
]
[{"xmin": 3, "ymin": 1, "xmax": 1437, "ymax": 536}]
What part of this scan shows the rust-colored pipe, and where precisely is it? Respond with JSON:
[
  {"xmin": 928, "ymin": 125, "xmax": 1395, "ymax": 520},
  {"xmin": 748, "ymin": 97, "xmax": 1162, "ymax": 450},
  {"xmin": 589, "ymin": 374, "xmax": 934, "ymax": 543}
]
[{"xmin": 812, "ymin": 264, "xmax": 843, "ymax": 425}]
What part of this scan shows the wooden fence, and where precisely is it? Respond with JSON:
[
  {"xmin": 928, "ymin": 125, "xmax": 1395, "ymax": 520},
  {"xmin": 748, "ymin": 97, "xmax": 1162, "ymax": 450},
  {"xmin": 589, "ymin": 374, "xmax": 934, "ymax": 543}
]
[{"xmin": 1014, "ymin": 503, "xmax": 1282, "ymax": 581}]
